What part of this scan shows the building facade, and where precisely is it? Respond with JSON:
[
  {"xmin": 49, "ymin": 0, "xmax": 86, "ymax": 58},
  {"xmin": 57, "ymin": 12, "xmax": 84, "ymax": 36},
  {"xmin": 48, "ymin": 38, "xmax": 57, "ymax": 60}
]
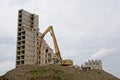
[
  {"xmin": 16, "ymin": 9, "xmax": 57, "ymax": 67},
  {"xmin": 38, "ymin": 39, "xmax": 58, "ymax": 65},
  {"xmin": 81, "ymin": 59, "xmax": 102, "ymax": 70}
]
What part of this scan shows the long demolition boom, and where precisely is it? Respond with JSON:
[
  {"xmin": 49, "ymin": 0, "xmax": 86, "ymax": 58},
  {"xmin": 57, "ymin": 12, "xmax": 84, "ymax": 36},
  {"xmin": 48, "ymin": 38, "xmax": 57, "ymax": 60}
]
[{"xmin": 36, "ymin": 26, "xmax": 62, "ymax": 65}]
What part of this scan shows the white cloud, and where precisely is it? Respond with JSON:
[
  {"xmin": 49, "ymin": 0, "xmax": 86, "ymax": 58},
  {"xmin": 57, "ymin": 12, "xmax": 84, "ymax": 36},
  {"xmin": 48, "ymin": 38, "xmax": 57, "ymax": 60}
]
[{"xmin": 90, "ymin": 48, "xmax": 120, "ymax": 59}]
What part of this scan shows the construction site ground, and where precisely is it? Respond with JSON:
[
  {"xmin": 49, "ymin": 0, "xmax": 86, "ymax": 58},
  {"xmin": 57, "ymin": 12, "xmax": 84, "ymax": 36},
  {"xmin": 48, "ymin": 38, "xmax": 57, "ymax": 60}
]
[{"xmin": 0, "ymin": 65, "xmax": 120, "ymax": 80}]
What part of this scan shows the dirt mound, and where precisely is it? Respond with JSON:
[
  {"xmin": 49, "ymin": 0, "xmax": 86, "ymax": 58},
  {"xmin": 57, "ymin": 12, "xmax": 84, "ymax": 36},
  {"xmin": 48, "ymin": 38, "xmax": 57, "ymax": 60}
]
[{"xmin": 0, "ymin": 65, "xmax": 120, "ymax": 80}]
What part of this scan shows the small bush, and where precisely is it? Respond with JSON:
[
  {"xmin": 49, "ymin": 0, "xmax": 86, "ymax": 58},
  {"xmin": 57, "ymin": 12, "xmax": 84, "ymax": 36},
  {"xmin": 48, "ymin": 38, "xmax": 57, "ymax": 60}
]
[
  {"xmin": 30, "ymin": 70, "xmax": 39, "ymax": 78},
  {"xmin": 97, "ymin": 71, "xmax": 102, "ymax": 74}
]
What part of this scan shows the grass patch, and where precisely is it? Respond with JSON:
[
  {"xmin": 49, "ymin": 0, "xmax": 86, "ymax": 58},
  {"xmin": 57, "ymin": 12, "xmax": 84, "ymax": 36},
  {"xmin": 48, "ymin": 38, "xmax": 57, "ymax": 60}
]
[
  {"xmin": 97, "ymin": 71, "xmax": 102, "ymax": 74},
  {"xmin": 30, "ymin": 70, "xmax": 39, "ymax": 78}
]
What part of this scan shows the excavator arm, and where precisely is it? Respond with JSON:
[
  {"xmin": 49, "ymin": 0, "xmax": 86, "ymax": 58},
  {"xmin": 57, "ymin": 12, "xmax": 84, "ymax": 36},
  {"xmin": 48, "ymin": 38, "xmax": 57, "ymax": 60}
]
[
  {"xmin": 36, "ymin": 26, "xmax": 62, "ymax": 65},
  {"xmin": 36, "ymin": 35, "xmax": 43, "ymax": 65}
]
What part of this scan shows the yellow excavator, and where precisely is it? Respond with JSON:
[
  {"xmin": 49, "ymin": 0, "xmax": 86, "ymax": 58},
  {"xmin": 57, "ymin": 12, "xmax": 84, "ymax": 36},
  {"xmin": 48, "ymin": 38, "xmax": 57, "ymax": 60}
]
[{"xmin": 36, "ymin": 26, "xmax": 73, "ymax": 66}]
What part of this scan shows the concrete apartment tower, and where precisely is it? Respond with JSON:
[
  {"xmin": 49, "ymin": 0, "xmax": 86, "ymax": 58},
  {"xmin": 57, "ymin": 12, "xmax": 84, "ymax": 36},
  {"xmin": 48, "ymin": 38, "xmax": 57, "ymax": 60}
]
[
  {"xmin": 16, "ymin": 9, "xmax": 57, "ymax": 67},
  {"xmin": 16, "ymin": 9, "xmax": 39, "ymax": 66}
]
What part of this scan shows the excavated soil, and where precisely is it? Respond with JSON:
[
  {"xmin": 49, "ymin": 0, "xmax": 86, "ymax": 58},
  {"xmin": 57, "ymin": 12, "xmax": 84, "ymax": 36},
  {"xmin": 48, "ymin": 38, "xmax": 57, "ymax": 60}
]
[{"xmin": 0, "ymin": 65, "xmax": 120, "ymax": 80}]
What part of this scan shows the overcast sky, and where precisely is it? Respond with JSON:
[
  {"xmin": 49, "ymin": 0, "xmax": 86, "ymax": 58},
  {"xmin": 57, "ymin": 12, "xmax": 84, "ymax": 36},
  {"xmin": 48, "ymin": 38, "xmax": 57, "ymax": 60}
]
[{"xmin": 0, "ymin": 0, "xmax": 120, "ymax": 78}]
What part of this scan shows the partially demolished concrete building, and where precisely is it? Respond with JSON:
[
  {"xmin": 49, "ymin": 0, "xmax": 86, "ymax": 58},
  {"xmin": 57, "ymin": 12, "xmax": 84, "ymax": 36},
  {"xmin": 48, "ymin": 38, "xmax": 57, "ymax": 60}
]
[
  {"xmin": 81, "ymin": 59, "xmax": 102, "ymax": 70},
  {"xmin": 16, "ymin": 9, "xmax": 57, "ymax": 67}
]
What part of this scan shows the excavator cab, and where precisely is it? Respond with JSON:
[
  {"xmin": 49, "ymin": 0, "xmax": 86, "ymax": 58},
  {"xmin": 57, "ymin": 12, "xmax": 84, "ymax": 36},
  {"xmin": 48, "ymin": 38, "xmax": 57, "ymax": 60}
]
[{"xmin": 62, "ymin": 59, "xmax": 73, "ymax": 66}]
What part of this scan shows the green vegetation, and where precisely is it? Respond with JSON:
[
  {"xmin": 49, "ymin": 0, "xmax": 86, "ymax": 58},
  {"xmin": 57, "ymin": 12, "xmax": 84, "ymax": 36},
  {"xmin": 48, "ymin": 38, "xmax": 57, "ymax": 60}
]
[
  {"xmin": 97, "ymin": 71, "xmax": 102, "ymax": 74},
  {"xmin": 29, "ymin": 66, "xmax": 70, "ymax": 80},
  {"xmin": 30, "ymin": 70, "xmax": 39, "ymax": 78}
]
